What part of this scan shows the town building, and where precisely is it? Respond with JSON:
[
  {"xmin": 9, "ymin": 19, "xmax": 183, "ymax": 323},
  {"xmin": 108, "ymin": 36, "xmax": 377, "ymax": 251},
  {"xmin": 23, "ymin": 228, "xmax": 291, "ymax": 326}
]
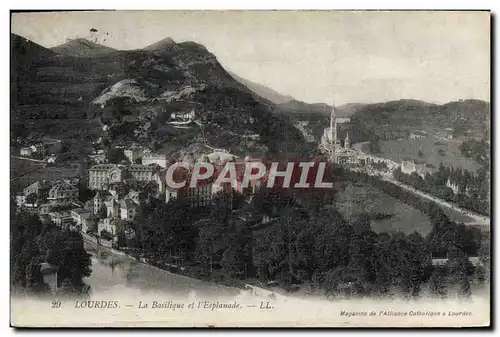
[
  {"xmin": 47, "ymin": 180, "xmax": 79, "ymax": 205},
  {"xmin": 88, "ymin": 153, "xmax": 108, "ymax": 164},
  {"xmin": 20, "ymin": 147, "xmax": 32, "ymax": 157},
  {"xmin": 88, "ymin": 164, "xmax": 117, "ymax": 190},
  {"xmin": 128, "ymin": 164, "xmax": 157, "ymax": 182},
  {"xmin": 124, "ymin": 147, "xmax": 144, "ymax": 163},
  {"xmin": 335, "ymin": 117, "xmax": 351, "ymax": 124},
  {"xmin": 48, "ymin": 211, "xmax": 74, "ymax": 228},
  {"xmin": 400, "ymin": 160, "xmax": 436, "ymax": 178},
  {"xmin": 23, "ymin": 180, "xmax": 51, "ymax": 205},
  {"xmin": 47, "ymin": 155, "xmax": 57, "ymax": 164},
  {"xmin": 142, "ymin": 153, "xmax": 169, "ymax": 168},
  {"xmin": 98, "ymin": 218, "xmax": 118, "ymax": 236},
  {"xmin": 446, "ymin": 178, "xmax": 460, "ymax": 194},
  {"xmin": 401, "ymin": 160, "xmax": 417, "ymax": 175},
  {"xmin": 38, "ymin": 203, "xmax": 54, "ymax": 216},
  {"xmin": 409, "ymin": 132, "xmax": 426, "ymax": 140},
  {"xmin": 104, "ymin": 198, "xmax": 120, "ymax": 218},
  {"xmin": 170, "ymin": 110, "xmax": 195, "ymax": 121},
  {"xmin": 30, "ymin": 143, "xmax": 46, "ymax": 157},
  {"xmin": 120, "ymin": 198, "xmax": 137, "ymax": 220},
  {"xmin": 88, "ymin": 164, "xmax": 159, "ymax": 190},
  {"xmin": 93, "ymin": 191, "xmax": 110, "ymax": 214},
  {"xmin": 71, "ymin": 209, "xmax": 97, "ymax": 232}
]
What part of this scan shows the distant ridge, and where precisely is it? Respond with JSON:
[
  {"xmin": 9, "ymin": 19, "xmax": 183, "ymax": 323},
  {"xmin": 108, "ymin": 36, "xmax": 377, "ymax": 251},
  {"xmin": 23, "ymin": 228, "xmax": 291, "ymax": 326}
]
[
  {"xmin": 51, "ymin": 38, "xmax": 117, "ymax": 57},
  {"xmin": 229, "ymin": 71, "xmax": 294, "ymax": 105},
  {"xmin": 11, "ymin": 33, "xmax": 55, "ymax": 60}
]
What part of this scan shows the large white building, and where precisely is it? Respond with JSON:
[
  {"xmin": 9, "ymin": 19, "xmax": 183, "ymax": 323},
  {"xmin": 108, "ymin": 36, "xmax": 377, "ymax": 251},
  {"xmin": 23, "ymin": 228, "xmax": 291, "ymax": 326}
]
[
  {"xmin": 142, "ymin": 153, "xmax": 169, "ymax": 168},
  {"xmin": 88, "ymin": 164, "xmax": 160, "ymax": 190}
]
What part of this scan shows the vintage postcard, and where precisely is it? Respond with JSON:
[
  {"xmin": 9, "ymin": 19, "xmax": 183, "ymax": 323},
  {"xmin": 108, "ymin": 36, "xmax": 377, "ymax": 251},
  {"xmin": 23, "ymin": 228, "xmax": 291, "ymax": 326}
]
[{"xmin": 10, "ymin": 10, "xmax": 491, "ymax": 327}]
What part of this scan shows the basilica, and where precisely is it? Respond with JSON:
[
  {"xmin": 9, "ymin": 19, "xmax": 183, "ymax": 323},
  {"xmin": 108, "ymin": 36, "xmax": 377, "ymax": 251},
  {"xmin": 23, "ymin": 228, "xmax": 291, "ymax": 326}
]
[{"xmin": 319, "ymin": 104, "xmax": 358, "ymax": 164}]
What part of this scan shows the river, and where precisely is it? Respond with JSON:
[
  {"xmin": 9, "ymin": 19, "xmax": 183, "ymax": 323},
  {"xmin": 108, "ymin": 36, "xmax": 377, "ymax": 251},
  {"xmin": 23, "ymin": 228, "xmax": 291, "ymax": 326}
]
[{"xmin": 83, "ymin": 241, "xmax": 241, "ymax": 299}]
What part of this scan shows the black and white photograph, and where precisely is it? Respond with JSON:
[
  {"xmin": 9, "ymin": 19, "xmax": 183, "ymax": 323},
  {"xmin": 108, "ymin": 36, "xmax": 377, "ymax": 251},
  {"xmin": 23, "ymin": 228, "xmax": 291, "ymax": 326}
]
[{"xmin": 9, "ymin": 10, "xmax": 491, "ymax": 327}]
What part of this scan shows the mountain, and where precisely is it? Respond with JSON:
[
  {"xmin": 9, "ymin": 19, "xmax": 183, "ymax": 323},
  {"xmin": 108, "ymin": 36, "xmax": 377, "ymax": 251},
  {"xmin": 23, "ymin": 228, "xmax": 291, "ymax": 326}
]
[
  {"xmin": 11, "ymin": 34, "xmax": 308, "ymax": 158},
  {"xmin": 50, "ymin": 38, "xmax": 117, "ymax": 57},
  {"xmin": 278, "ymin": 100, "xmax": 363, "ymax": 118},
  {"xmin": 274, "ymin": 99, "xmax": 364, "ymax": 142},
  {"xmin": 229, "ymin": 72, "xmax": 294, "ymax": 104},
  {"xmin": 10, "ymin": 34, "xmax": 56, "ymax": 106},
  {"xmin": 336, "ymin": 103, "xmax": 368, "ymax": 117},
  {"xmin": 349, "ymin": 99, "xmax": 490, "ymax": 141},
  {"xmin": 143, "ymin": 37, "xmax": 177, "ymax": 52}
]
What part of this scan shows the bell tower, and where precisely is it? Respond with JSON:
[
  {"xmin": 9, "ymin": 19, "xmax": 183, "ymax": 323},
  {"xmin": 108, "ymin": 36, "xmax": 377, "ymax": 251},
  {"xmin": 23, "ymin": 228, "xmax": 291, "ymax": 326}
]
[{"xmin": 345, "ymin": 131, "xmax": 351, "ymax": 149}]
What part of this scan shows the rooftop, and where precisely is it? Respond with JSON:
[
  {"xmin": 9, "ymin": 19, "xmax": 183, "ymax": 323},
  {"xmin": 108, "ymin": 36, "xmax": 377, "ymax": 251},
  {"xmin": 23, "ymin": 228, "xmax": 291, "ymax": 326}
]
[
  {"xmin": 24, "ymin": 180, "xmax": 51, "ymax": 191},
  {"xmin": 129, "ymin": 164, "xmax": 158, "ymax": 171},
  {"xmin": 89, "ymin": 164, "xmax": 117, "ymax": 170},
  {"xmin": 71, "ymin": 208, "xmax": 87, "ymax": 215},
  {"xmin": 48, "ymin": 211, "xmax": 71, "ymax": 218}
]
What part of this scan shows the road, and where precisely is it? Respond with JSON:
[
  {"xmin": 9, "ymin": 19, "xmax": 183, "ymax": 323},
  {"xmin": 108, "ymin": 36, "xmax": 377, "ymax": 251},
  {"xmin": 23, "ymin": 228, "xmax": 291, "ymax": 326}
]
[
  {"xmin": 10, "ymin": 155, "xmax": 47, "ymax": 183},
  {"xmin": 380, "ymin": 175, "xmax": 489, "ymax": 226},
  {"xmin": 345, "ymin": 146, "xmax": 490, "ymax": 227},
  {"xmin": 10, "ymin": 155, "xmax": 46, "ymax": 163}
]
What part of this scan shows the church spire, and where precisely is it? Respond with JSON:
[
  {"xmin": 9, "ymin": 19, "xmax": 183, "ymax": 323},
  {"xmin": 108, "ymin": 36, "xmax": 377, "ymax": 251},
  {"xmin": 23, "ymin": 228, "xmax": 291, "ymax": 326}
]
[
  {"xmin": 330, "ymin": 102, "xmax": 336, "ymax": 130},
  {"xmin": 330, "ymin": 102, "xmax": 337, "ymax": 145}
]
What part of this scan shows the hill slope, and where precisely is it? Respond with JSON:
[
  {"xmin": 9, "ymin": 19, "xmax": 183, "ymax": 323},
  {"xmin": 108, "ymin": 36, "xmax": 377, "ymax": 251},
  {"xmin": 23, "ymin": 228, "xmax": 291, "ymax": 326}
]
[
  {"xmin": 349, "ymin": 99, "xmax": 490, "ymax": 142},
  {"xmin": 229, "ymin": 71, "xmax": 294, "ymax": 104},
  {"xmin": 50, "ymin": 38, "xmax": 117, "ymax": 57},
  {"xmin": 11, "ymin": 34, "xmax": 308, "ymax": 158}
]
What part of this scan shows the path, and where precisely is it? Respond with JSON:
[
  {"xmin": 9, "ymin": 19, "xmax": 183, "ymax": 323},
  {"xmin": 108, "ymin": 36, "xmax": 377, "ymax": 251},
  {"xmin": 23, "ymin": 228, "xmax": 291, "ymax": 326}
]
[{"xmin": 381, "ymin": 176, "xmax": 489, "ymax": 226}]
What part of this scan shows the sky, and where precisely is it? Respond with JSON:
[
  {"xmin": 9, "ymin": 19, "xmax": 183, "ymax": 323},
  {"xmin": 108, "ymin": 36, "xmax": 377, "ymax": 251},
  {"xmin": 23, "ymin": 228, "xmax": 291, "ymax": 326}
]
[{"xmin": 11, "ymin": 10, "xmax": 490, "ymax": 105}]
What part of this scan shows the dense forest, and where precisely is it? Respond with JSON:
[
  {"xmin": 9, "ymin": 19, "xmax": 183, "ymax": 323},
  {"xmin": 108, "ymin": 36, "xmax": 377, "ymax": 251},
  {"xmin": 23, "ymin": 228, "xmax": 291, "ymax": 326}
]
[
  {"xmin": 113, "ymin": 167, "xmax": 488, "ymax": 299},
  {"xmin": 10, "ymin": 199, "xmax": 92, "ymax": 296},
  {"xmin": 11, "ymin": 162, "xmax": 489, "ymax": 299},
  {"xmin": 393, "ymin": 163, "xmax": 490, "ymax": 216}
]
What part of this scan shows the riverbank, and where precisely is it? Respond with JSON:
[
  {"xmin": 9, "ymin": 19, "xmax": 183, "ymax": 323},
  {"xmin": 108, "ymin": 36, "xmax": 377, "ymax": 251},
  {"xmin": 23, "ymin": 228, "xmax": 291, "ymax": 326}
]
[
  {"xmin": 81, "ymin": 234, "xmax": 309, "ymax": 302},
  {"xmin": 82, "ymin": 235, "xmax": 252, "ymax": 293}
]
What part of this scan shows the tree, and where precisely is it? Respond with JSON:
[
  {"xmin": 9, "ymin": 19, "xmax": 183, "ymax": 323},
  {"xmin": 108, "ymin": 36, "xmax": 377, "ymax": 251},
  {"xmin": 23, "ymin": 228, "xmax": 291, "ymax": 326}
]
[
  {"xmin": 196, "ymin": 220, "xmax": 229, "ymax": 273},
  {"xmin": 44, "ymin": 230, "xmax": 92, "ymax": 289},
  {"xmin": 106, "ymin": 147, "xmax": 127, "ymax": 164},
  {"xmin": 11, "ymin": 208, "xmax": 92, "ymax": 295},
  {"xmin": 368, "ymin": 136, "xmax": 381, "ymax": 154},
  {"xmin": 478, "ymin": 233, "xmax": 490, "ymax": 282},
  {"xmin": 221, "ymin": 226, "xmax": 253, "ymax": 279},
  {"xmin": 458, "ymin": 269, "xmax": 472, "ymax": 299},
  {"xmin": 324, "ymin": 265, "xmax": 369, "ymax": 299},
  {"xmin": 446, "ymin": 250, "xmax": 472, "ymax": 299},
  {"xmin": 100, "ymin": 229, "xmax": 113, "ymax": 241},
  {"xmin": 428, "ymin": 268, "xmax": 447, "ymax": 299}
]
